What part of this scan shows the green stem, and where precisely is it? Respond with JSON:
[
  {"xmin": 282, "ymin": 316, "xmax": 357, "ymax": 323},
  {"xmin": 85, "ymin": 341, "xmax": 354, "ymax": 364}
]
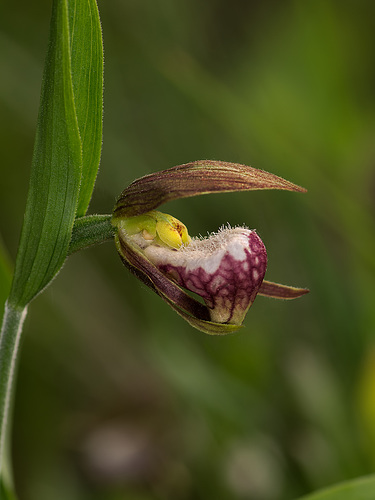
[
  {"xmin": 0, "ymin": 214, "xmax": 113, "ymax": 486},
  {"xmin": 68, "ymin": 214, "xmax": 115, "ymax": 254},
  {"xmin": 0, "ymin": 302, "xmax": 27, "ymax": 486}
]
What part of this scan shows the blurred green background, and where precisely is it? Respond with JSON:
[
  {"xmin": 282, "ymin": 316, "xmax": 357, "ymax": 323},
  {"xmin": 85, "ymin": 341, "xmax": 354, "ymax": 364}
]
[{"xmin": 1, "ymin": 0, "xmax": 375, "ymax": 499}]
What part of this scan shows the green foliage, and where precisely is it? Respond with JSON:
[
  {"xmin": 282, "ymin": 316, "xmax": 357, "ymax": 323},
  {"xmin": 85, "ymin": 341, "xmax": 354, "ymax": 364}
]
[
  {"xmin": 8, "ymin": 0, "xmax": 103, "ymax": 308},
  {"xmin": 8, "ymin": 0, "xmax": 81, "ymax": 308},
  {"xmin": 298, "ymin": 475, "xmax": 375, "ymax": 500},
  {"xmin": 68, "ymin": 0, "xmax": 103, "ymax": 216}
]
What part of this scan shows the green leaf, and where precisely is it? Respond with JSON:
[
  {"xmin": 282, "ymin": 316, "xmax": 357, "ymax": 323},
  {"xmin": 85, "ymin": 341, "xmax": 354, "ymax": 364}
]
[
  {"xmin": 297, "ymin": 475, "xmax": 375, "ymax": 500},
  {"xmin": 8, "ymin": 0, "xmax": 103, "ymax": 308},
  {"xmin": 8, "ymin": 0, "xmax": 81, "ymax": 307},
  {"xmin": 68, "ymin": 0, "xmax": 103, "ymax": 216}
]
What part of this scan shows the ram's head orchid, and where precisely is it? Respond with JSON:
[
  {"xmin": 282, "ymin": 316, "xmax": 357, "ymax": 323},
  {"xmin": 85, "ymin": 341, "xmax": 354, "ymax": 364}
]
[{"xmin": 112, "ymin": 160, "xmax": 308, "ymax": 335}]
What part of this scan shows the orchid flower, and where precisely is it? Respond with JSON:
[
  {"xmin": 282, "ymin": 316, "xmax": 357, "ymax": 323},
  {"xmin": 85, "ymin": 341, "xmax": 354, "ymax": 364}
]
[{"xmin": 112, "ymin": 160, "xmax": 308, "ymax": 335}]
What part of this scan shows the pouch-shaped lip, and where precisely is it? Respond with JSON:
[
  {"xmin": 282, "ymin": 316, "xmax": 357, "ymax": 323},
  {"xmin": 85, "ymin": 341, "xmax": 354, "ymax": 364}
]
[
  {"xmin": 143, "ymin": 227, "xmax": 268, "ymax": 325},
  {"xmin": 112, "ymin": 161, "xmax": 309, "ymax": 334},
  {"xmin": 115, "ymin": 232, "xmax": 243, "ymax": 335}
]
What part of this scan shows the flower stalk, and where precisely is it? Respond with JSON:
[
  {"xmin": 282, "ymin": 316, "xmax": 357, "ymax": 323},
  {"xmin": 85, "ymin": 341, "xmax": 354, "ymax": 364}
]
[{"xmin": 68, "ymin": 215, "xmax": 115, "ymax": 255}]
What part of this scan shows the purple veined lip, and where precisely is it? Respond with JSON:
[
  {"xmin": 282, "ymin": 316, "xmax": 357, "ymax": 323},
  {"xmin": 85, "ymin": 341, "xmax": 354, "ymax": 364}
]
[
  {"xmin": 113, "ymin": 161, "xmax": 308, "ymax": 334},
  {"xmin": 142, "ymin": 227, "xmax": 267, "ymax": 324}
]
